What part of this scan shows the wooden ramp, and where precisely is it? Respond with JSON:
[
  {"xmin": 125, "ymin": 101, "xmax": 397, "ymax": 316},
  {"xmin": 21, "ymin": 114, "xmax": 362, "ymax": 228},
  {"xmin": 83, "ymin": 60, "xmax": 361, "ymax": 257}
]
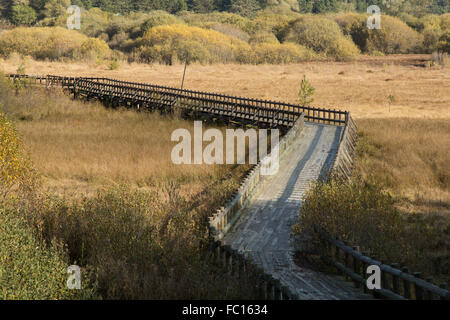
[{"xmin": 223, "ymin": 123, "xmax": 371, "ymax": 300}]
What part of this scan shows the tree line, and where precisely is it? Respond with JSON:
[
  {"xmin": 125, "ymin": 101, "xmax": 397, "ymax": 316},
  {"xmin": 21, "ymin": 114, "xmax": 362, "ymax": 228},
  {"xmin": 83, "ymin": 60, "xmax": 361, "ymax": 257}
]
[{"xmin": 0, "ymin": 0, "xmax": 448, "ymax": 26}]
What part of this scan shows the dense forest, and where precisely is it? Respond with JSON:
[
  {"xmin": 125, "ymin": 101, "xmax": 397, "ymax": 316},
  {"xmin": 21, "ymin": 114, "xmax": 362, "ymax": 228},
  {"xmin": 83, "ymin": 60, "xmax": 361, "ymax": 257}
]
[{"xmin": 0, "ymin": 0, "xmax": 448, "ymax": 24}]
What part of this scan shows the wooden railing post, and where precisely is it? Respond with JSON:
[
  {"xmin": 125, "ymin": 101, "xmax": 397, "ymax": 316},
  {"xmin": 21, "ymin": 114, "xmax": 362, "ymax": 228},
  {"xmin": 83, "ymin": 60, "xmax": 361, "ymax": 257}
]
[
  {"xmin": 391, "ymin": 263, "xmax": 400, "ymax": 295},
  {"xmin": 381, "ymin": 260, "xmax": 387, "ymax": 290},
  {"xmin": 402, "ymin": 267, "xmax": 411, "ymax": 299},
  {"xmin": 413, "ymin": 272, "xmax": 423, "ymax": 300},
  {"xmin": 362, "ymin": 251, "xmax": 369, "ymax": 294},
  {"xmin": 352, "ymin": 246, "xmax": 361, "ymax": 288},
  {"xmin": 425, "ymin": 277, "xmax": 434, "ymax": 300}
]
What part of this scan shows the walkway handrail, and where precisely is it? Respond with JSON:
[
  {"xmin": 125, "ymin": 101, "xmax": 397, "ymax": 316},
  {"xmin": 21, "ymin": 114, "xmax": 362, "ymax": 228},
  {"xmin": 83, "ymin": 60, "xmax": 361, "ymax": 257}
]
[
  {"xmin": 315, "ymin": 227, "xmax": 450, "ymax": 300},
  {"xmin": 7, "ymin": 74, "xmax": 349, "ymax": 126}
]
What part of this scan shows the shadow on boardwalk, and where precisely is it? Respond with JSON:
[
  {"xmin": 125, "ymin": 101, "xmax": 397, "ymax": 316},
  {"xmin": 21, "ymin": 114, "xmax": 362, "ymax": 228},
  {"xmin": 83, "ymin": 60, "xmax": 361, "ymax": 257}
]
[{"xmin": 223, "ymin": 123, "xmax": 371, "ymax": 300}]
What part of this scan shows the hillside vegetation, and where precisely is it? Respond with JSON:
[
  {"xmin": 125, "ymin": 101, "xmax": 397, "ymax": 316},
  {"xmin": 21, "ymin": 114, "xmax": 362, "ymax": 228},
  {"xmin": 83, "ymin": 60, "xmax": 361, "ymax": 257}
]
[{"xmin": 0, "ymin": 5, "xmax": 449, "ymax": 64}]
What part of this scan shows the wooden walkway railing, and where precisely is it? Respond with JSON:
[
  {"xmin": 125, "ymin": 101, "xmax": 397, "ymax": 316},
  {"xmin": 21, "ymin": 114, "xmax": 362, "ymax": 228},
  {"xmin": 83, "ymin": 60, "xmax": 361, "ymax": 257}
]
[
  {"xmin": 316, "ymin": 228, "xmax": 450, "ymax": 300},
  {"xmin": 7, "ymin": 74, "xmax": 348, "ymax": 129}
]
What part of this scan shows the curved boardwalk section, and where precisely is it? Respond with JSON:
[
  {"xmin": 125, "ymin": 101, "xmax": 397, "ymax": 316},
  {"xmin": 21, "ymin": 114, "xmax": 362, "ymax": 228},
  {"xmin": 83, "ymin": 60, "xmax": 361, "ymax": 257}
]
[{"xmin": 223, "ymin": 123, "xmax": 370, "ymax": 300}]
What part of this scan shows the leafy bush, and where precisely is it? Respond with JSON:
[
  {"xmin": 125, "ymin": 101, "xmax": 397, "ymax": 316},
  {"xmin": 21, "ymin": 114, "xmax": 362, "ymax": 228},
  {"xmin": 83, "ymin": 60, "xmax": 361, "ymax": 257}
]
[
  {"xmin": 247, "ymin": 42, "xmax": 316, "ymax": 64},
  {"xmin": 19, "ymin": 181, "xmax": 260, "ymax": 299},
  {"xmin": 0, "ymin": 27, "xmax": 112, "ymax": 61},
  {"xmin": 79, "ymin": 37, "xmax": 111, "ymax": 62},
  {"xmin": 419, "ymin": 15, "xmax": 445, "ymax": 52},
  {"xmin": 333, "ymin": 13, "xmax": 370, "ymax": 52},
  {"xmin": 206, "ymin": 22, "xmax": 250, "ymax": 42},
  {"xmin": 292, "ymin": 176, "xmax": 444, "ymax": 276},
  {"xmin": 283, "ymin": 15, "xmax": 360, "ymax": 60},
  {"xmin": 366, "ymin": 15, "xmax": 423, "ymax": 54},
  {"xmin": 0, "ymin": 109, "xmax": 35, "ymax": 200},
  {"xmin": 0, "ymin": 106, "xmax": 92, "ymax": 299},
  {"xmin": 9, "ymin": 5, "xmax": 37, "ymax": 26},
  {"xmin": 293, "ymin": 177, "xmax": 405, "ymax": 259},
  {"xmin": 249, "ymin": 32, "xmax": 280, "ymax": 44},
  {"xmin": 179, "ymin": 11, "xmax": 257, "ymax": 34},
  {"xmin": 0, "ymin": 209, "xmax": 94, "ymax": 299},
  {"xmin": 334, "ymin": 13, "xmax": 423, "ymax": 54},
  {"xmin": 141, "ymin": 12, "xmax": 183, "ymax": 34},
  {"xmin": 438, "ymin": 30, "xmax": 450, "ymax": 52},
  {"xmin": 132, "ymin": 24, "xmax": 249, "ymax": 64}
]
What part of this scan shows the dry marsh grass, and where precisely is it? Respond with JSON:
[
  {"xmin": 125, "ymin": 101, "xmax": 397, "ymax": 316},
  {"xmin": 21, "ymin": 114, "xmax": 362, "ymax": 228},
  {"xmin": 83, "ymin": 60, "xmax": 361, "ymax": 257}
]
[
  {"xmin": 1, "ymin": 55, "xmax": 448, "ymax": 120},
  {"xmin": 1, "ymin": 78, "xmax": 259, "ymax": 299},
  {"xmin": 1, "ymin": 84, "xmax": 242, "ymax": 195},
  {"xmin": 356, "ymin": 118, "xmax": 449, "ymax": 216}
]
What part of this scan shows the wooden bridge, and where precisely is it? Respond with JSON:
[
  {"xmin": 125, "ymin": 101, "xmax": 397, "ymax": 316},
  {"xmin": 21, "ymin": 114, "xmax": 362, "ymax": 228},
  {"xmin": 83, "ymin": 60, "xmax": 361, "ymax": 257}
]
[
  {"xmin": 7, "ymin": 74, "xmax": 448, "ymax": 300},
  {"xmin": 7, "ymin": 74, "xmax": 348, "ymax": 130}
]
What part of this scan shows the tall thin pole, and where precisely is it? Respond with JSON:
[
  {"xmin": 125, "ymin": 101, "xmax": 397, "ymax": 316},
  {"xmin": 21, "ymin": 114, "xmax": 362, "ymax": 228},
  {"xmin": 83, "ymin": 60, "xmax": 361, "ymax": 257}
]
[{"xmin": 181, "ymin": 61, "xmax": 188, "ymax": 90}]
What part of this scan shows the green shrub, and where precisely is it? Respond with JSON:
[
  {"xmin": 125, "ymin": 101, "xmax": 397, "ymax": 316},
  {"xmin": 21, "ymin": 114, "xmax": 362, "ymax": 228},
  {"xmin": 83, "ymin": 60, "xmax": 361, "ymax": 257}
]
[
  {"xmin": 0, "ymin": 108, "xmax": 92, "ymax": 300},
  {"xmin": 441, "ymin": 13, "xmax": 450, "ymax": 31},
  {"xmin": 419, "ymin": 15, "xmax": 445, "ymax": 52},
  {"xmin": 249, "ymin": 42, "xmax": 315, "ymax": 64},
  {"xmin": 334, "ymin": 13, "xmax": 423, "ymax": 54},
  {"xmin": 292, "ymin": 176, "xmax": 444, "ymax": 276},
  {"xmin": 20, "ymin": 182, "xmax": 260, "ymax": 299},
  {"xmin": 0, "ymin": 27, "xmax": 112, "ymax": 61},
  {"xmin": 132, "ymin": 24, "xmax": 249, "ymax": 64},
  {"xmin": 9, "ymin": 5, "xmax": 37, "ymax": 26},
  {"xmin": 0, "ymin": 209, "xmax": 94, "ymax": 299},
  {"xmin": 0, "ymin": 109, "xmax": 36, "ymax": 200},
  {"xmin": 109, "ymin": 58, "xmax": 120, "ymax": 70},
  {"xmin": 333, "ymin": 13, "xmax": 369, "ymax": 52},
  {"xmin": 398, "ymin": 13, "xmax": 423, "ymax": 30},
  {"xmin": 78, "ymin": 37, "xmax": 112, "ymax": 62},
  {"xmin": 283, "ymin": 15, "xmax": 360, "ymax": 60},
  {"xmin": 206, "ymin": 22, "xmax": 250, "ymax": 42},
  {"xmin": 366, "ymin": 15, "xmax": 423, "ymax": 54},
  {"xmin": 141, "ymin": 12, "xmax": 183, "ymax": 35},
  {"xmin": 179, "ymin": 11, "xmax": 257, "ymax": 34},
  {"xmin": 438, "ymin": 31, "xmax": 450, "ymax": 53},
  {"xmin": 249, "ymin": 32, "xmax": 280, "ymax": 44}
]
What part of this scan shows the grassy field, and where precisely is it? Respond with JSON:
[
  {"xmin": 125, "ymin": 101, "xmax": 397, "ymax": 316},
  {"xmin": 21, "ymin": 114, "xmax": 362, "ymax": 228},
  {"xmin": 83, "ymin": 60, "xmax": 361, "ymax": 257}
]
[
  {"xmin": 0, "ymin": 54, "xmax": 449, "ymax": 296},
  {"xmin": 1, "ymin": 54, "xmax": 449, "ymax": 119},
  {"xmin": 1, "ymin": 55, "xmax": 448, "ymax": 212},
  {"xmin": 0, "ymin": 78, "xmax": 257, "ymax": 299}
]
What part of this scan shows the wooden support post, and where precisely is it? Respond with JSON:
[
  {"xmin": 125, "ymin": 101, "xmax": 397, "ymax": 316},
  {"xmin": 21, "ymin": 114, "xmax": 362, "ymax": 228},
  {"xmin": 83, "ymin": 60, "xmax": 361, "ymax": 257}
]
[
  {"xmin": 273, "ymin": 279, "xmax": 282, "ymax": 300},
  {"xmin": 402, "ymin": 267, "xmax": 411, "ymax": 299},
  {"xmin": 352, "ymin": 246, "xmax": 361, "ymax": 288},
  {"xmin": 362, "ymin": 251, "xmax": 369, "ymax": 294},
  {"xmin": 391, "ymin": 263, "xmax": 400, "ymax": 295},
  {"xmin": 380, "ymin": 260, "xmax": 387, "ymax": 290},
  {"xmin": 413, "ymin": 272, "xmax": 423, "ymax": 300},
  {"xmin": 425, "ymin": 277, "xmax": 434, "ymax": 300}
]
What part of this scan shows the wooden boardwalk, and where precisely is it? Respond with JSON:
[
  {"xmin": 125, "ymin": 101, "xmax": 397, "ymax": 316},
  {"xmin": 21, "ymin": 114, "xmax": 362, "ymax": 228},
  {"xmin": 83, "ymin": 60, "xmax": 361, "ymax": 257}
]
[
  {"xmin": 223, "ymin": 123, "xmax": 371, "ymax": 299},
  {"xmin": 7, "ymin": 74, "xmax": 373, "ymax": 299}
]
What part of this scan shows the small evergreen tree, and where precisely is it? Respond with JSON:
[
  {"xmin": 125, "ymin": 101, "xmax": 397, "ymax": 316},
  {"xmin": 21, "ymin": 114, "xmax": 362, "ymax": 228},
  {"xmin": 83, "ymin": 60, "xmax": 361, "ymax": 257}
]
[
  {"xmin": 229, "ymin": 0, "xmax": 260, "ymax": 17},
  {"xmin": 297, "ymin": 75, "xmax": 315, "ymax": 107},
  {"xmin": 297, "ymin": 0, "xmax": 313, "ymax": 13},
  {"xmin": 10, "ymin": 4, "xmax": 37, "ymax": 25}
]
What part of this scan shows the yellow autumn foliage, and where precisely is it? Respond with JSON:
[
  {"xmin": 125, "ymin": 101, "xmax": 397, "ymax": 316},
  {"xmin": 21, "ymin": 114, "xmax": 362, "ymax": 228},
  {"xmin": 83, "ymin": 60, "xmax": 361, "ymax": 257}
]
[
  {"xmin": 0, "ymin": 27, "xmax": 112, "ymax": 61},
  {"xmin": 0, "ymin": 110, "xmax": 35, "ymax": 200}
]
